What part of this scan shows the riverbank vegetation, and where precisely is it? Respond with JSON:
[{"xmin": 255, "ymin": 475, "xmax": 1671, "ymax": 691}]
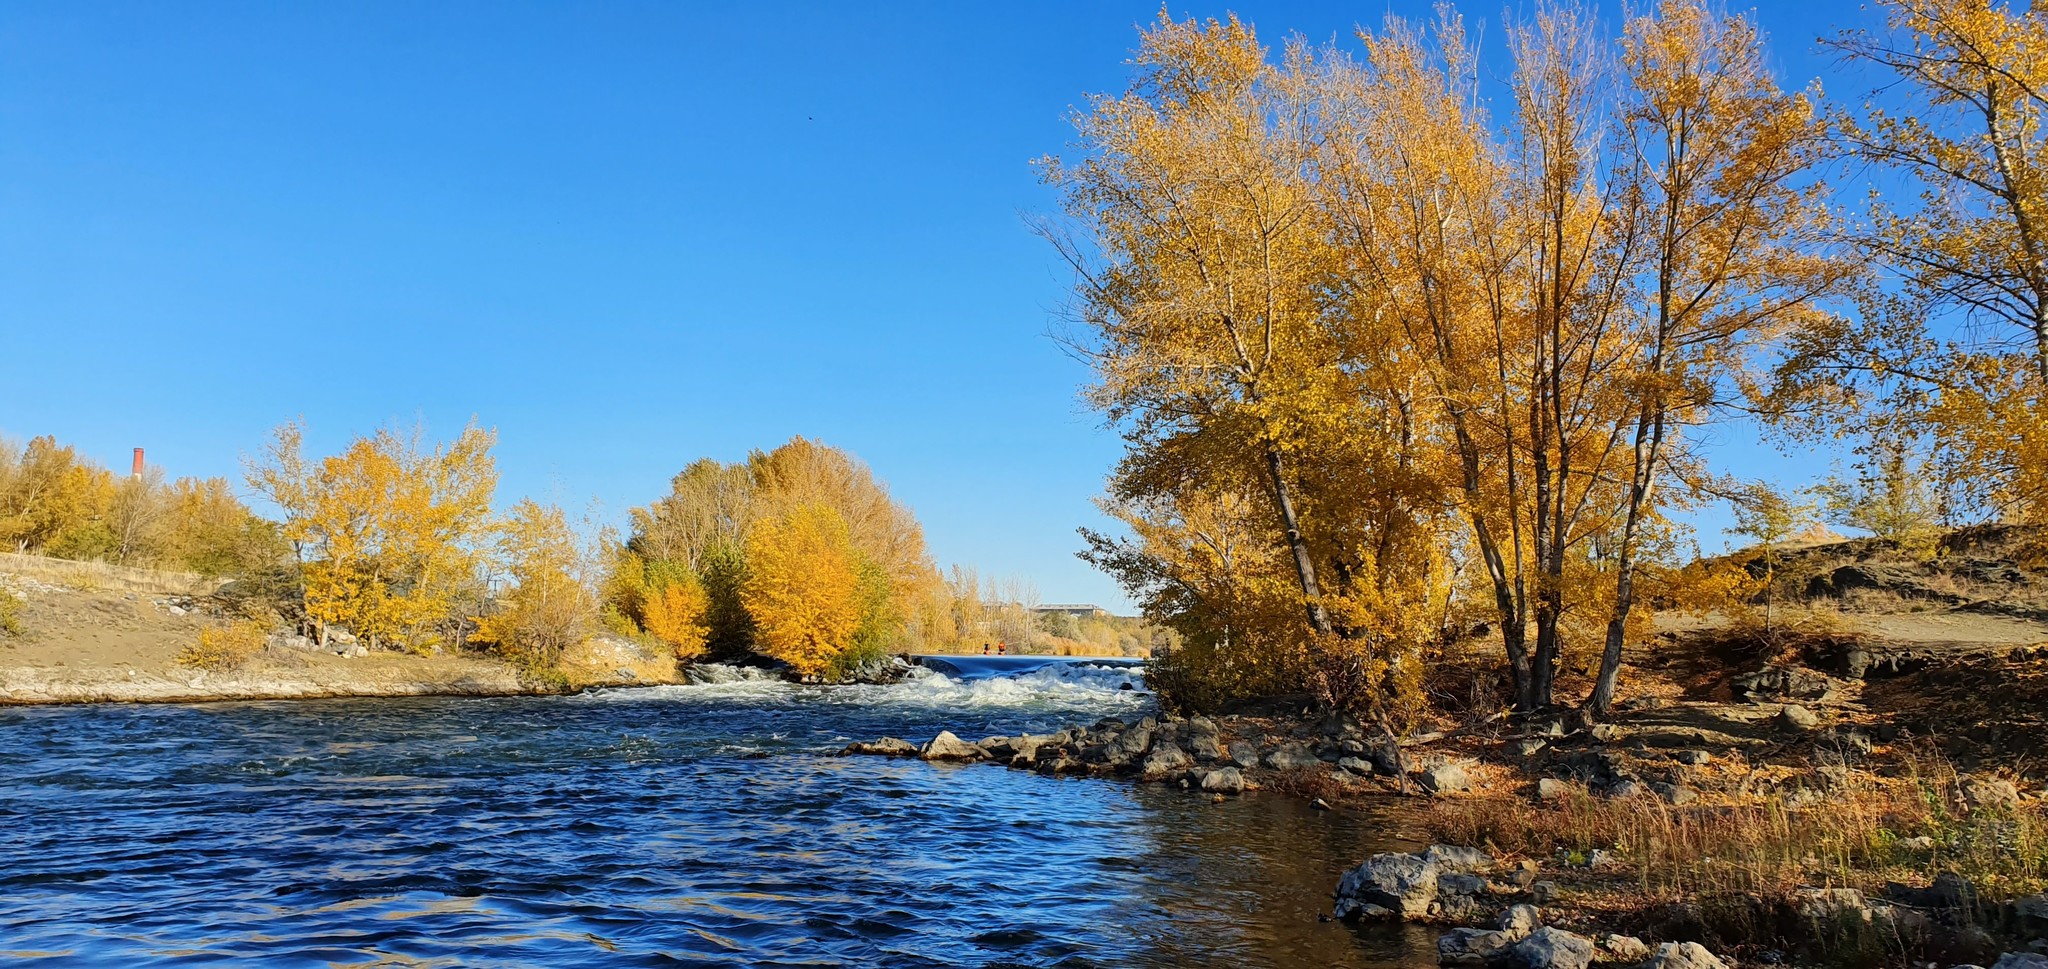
[
  {"xmin": 1044, "ymin": 0, "xmax": 2048, "ymax": 722},
  {"xmin": 1, "ymin": 425, "xmax": 1156, "ymax": 684}
]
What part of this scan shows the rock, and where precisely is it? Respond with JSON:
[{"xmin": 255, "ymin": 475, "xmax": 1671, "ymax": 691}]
[
  {"xmin": 1439, "ymin": 927, "xmax": 1518, "ymax": 965},
  {"xmin": 1507, "ymin": 926, "xmax": 1594, "ymax": 969},
  {"xmin": 1140, "ymin": 744, "xmax": 1193, "ymax": 779},
  {"xmin": 1963, "ymin": 776, "xmax": 2022, "ymax": 810},
  {"xmin": 1734, "ymin": 664, "xmax": 1834, "ymax": 702},
  {"xmin": 1642, "ymin": 941, "xmax": 1731, "ymax": 969},
  {"xmin": 921, "ymin": 730, "xmax": 989, "ymax": 762},
  {"xmin": 1420, "ymin": 763, "xmax": 1473, "ymax": 795},
  {"xmin": 1437, "ymin": 872, "xmax": 1486, "ymax": 897},
  {"xmin": 1793, "ymin": 887, "xmax": 1872, "ymax": 923},
  {"xmin": 1885, "ymin": 871, "xmax": 1978, "ymax": 911},
  {"xmin": 1497, "ymin": 902, "xmax": 1542, "ymax": 936},
  {"xmin": 1537, "ymin": 778, "xmax": 1572, "ymax": 801},
  {"xmin": 1606, "ymin": 779, "xmax": 1645, "ymax": 800},
  {"xmin": 1198, "ymin": 767, "xmax": 1244, "ymax": 795},
  {"xmin": 1311, "ymin": 797, "xmax": 1333, "ymax": 811},
  {"xmin": 1588, "ymin": 723, "xmax": 1621, "ymax": 743},
  {"xmin": 1103, "ymin": 723, "xmax": 1155, "ymax": 766},
  {"xmin": 1990, "ymin": 954, "xmax": 2048, "ymax": 969},
  {"xmin": 1596, "ymin": 934, "xmax": 1651, "ymax": 963},
  {"xmin": 1264, "ymin": 743, "xmax": 1323, "ymax": 771},
  {"xmin": 840, "ymin": 737, "xmax": 918, "ymax": 757},
  {"xmin": 1530, "ymin": 881, "xmax": 1559, "ymax": 904},
  {"xmin": 1426, "ymin": 844, "xmax": 1493, "ymax": 873},
  {"xmin": 1190, "ymin": 732, "xmax": 1225, "ymax": 762},
  {"xmin": 1674, "ymin": 749, "xmax": 1711, "ymax": 766},
  {"xmin": 1651, "ymin": 782, "xmax": 1698, "ymax": 805},
  {"xmin": 1334, "ymin": 852, "xmax": 1438, "ymax": 920},
  {"xmin": 2008, "ymin": 892, "xmax": 2048, "ymax": 936},
  {"xmin": 1337, "ymin": 756, "xmax": 1375, "ymax": 776},
  {"xmin": 1229, "ymin": 744, "xmax": 1260, "ymax": 769},
  {"xmin": 1778, "ymin": 704, "xmax": 1819, "ymax": 732},
  {"xmin": 978, "ymin": 736, "xmax": 1016, "ymax": 759}
]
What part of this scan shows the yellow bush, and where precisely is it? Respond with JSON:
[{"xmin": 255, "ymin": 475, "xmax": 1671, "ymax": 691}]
[
  {"xmin": 0, "ymin": 588, "xmax": 22, "ymax": 635},
  {"xmin": 178, "ymin": 620, "xmax": 268, "ymax": 671},
  {"xmin": 642, "ymin": 574, "xmax": 710, "ymax": 661}
]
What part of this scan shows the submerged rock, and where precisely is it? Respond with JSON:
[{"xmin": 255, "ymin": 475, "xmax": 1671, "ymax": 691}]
[{"xmin": 839, "ymin": 737, "xmax": 918, "ymax": 757}]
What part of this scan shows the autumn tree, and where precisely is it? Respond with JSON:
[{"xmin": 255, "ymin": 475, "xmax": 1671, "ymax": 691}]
[
  {"xmin": 474, "ymin": 500, "xmax": 597, "ymax": 667},
  {"xmin": 1780, "ymin": 0, "xmax": 2048, "ymax": 521},
  {"xmin": 248, "ymin": 420, "xmax": 498, "ymax": 652},
  {"xmin": 1043, "ymin": 13, "xmax": 1454, "ymax": 717},
  {"xmin": 740, "ymin": 503, "xmax": 864, "ymax": 677}
]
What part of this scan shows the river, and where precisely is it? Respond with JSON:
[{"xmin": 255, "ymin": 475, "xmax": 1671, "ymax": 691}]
[{"xmin": 0, "ymin": 658, "xmax": 1438, "ymax": 967}]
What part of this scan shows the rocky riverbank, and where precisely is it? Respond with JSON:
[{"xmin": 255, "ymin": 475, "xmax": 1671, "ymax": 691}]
[{"xmin": 842, "ymin": 699, "xmax": 2048, "ymax": 968}]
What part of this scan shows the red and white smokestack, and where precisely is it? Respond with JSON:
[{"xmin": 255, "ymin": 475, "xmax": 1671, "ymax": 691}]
[{"xmin": 132, "ymin": 448, "xmax": 144, "ymax": 478}]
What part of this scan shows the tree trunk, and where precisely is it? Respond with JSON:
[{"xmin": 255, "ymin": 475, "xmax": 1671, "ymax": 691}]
[{"xmin": 1263, "ymin": 447, "xmax": 1332, "ymax": 636}]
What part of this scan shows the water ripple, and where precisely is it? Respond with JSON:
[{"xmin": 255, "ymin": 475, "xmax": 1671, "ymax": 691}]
[{"xmin": 0, "ymin": 670, "xmax": 1436, "ymax": 967}]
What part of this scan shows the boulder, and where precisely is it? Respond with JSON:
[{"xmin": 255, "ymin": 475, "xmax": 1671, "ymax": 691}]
[
  {"xmin": 1334, "ymin": 852, "xmax": 1438, "ymax": 920},
  {"xmin": 978, "ymin": 736, "xmax": 1016, "ymax": 759},
  {"xmin": 1264, "ymin": 743, "xmax": 1323, "ymax": 771},
  {"xmin": 1990, "ymin": 955, "xmax": 2048, "ymax": 969},
  {"xmin": 1507, "ymin": 926, "xmax": 1594, "ymax": 969},
  {"xmin": 1778, "ymin": 704, "xmax": 1820, "ymax": 732},
  {"xmin": 1103, "ymin": 723, "xmax": 1155, "ymax": 766},
  {"xmin": 1229, "ymin": 744, "xmax": 1260, "ymax": 769},
  {"xmin": 1674, "ymin": 749, "xmax": 1711, "ymax": 766},
  {"xmin": 1439, "ymin": 927, "xmax": 1517, "ymax": 965},
  {"xmin": 1421, "ymin": 763, "xmax": 1473, "ymax": 795},
  {"xmin": 1337, "ymin": 756, "xmax": 1376, "ymax": 776},
  {"xmin": 840, "ymin": 737, "xmax": 918, "ymax": 757},
  {"xmin": 1190, "ymin": 732, "xmax": 1225, "ymax": 762},
  {"xmin": 1426, "ymin": 844, "xmax": 1493, "ymax": 873},
  {"xmin": 1963, "ymin": 776, "xmax": 2022, "ymax": 810},
  {"xmin": 2008, "ymin": 892, "xmax": 2048, "ymax": 936},
  {"xmin": 1651, "ymin": 782, "xmax": 1698, "ymax": 805},
  {"xmin": 1496, "ymin": 903, "xmax": 1542, "ymax": 936},
  {"xmin": 921, "ymin": 730, "xmax": 988, "ymax": 762},
  {"xmin": 1537, "ymin": 778, "xmax": 1573, "ymax": 802},
  {"xmin": 1596, "ymin": 934, "xmax": 1651, "ymax": 963},
  {"xmin": 1198, "ymin": 767, "xmax": 1244, "ymax": 795},
  {"xmin": 1607, "ymin": 779, "xmax": 1646, "ymax": 800},
  {"xmin": 1140, "ymin": 744, "xmax": 1193, "ymax": 779},
  {"xmin": 1793, "ymin": 887, "xmax": 1873, "ymax": 924},
  {"xmin": 1642, "ymin": 941, "xmax": 1731, "ymax": 969}
]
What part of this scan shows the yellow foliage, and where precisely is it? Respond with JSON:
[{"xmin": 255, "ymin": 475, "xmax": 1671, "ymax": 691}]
[
  {"xmin": 740, "ymin": 504, "xmax": 862, "ymax": 677},
  {"xmin": 642, "ymin": 573, "xmax": 710, "ymax": 661},
  {"xmin": 248, "ymin": 420, "xmax": 497, "ymax": 653},
  {"xmin": 178, "ymin": 620, "xmax": 268, "ymax": 672},
  {"xmin": 0, "ymin": 587, "xmax": 22, "ymax": 635},
  {"xmin": 472, "ymin": 500, "xmax": 594, "ymax": 667}
]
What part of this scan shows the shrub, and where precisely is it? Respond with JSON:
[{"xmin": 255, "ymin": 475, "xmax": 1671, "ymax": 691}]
[
  {"xmin": 0, "ymin": 587, "xmax": 22, "ymax": 635},
  {"xmin": 178, "ymin": 620, "xmax": 268, "ymax": 671}
]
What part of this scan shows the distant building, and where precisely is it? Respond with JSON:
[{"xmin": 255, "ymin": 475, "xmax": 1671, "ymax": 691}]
[{"xmin": 1032, "ymin": 603, "xmax": 1107, "ymax": 618}]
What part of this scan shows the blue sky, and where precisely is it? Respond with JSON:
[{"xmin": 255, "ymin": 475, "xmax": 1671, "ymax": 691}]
[{"xmin": 0, "ymin": 2, "xmax": 1875, "ymax": 611}]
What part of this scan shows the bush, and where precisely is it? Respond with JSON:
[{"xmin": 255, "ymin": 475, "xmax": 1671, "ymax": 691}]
[
  {"xmin": 0, "ymin": 587, "xmax": 22, "ymax": 635},
  {"xmin": 178, "ymin": 620, "xmax": 268, "ymax": 671}
]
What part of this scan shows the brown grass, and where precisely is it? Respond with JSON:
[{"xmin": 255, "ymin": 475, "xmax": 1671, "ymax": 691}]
[
  {"xmin": 1428, "ymin": 748, "xmax": 2046, "ymax": 905},
  {"xmin": 0, "ymin": 551, "xmax": 223, "ymax": 597}
]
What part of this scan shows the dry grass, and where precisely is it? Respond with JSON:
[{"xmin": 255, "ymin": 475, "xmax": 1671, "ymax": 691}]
[
  {"xmin": 1428, "ymin": 749, "xmax": 2046, "ymax": 906},
  {"xmin": 0, "ymin": 551, "xmax": 223, "ymax": 597}
]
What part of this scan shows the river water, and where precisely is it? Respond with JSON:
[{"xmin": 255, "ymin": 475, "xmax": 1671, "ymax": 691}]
[{"xmin": 0, "ymin": 659, "xmax": 1437, "ymax": 967}]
